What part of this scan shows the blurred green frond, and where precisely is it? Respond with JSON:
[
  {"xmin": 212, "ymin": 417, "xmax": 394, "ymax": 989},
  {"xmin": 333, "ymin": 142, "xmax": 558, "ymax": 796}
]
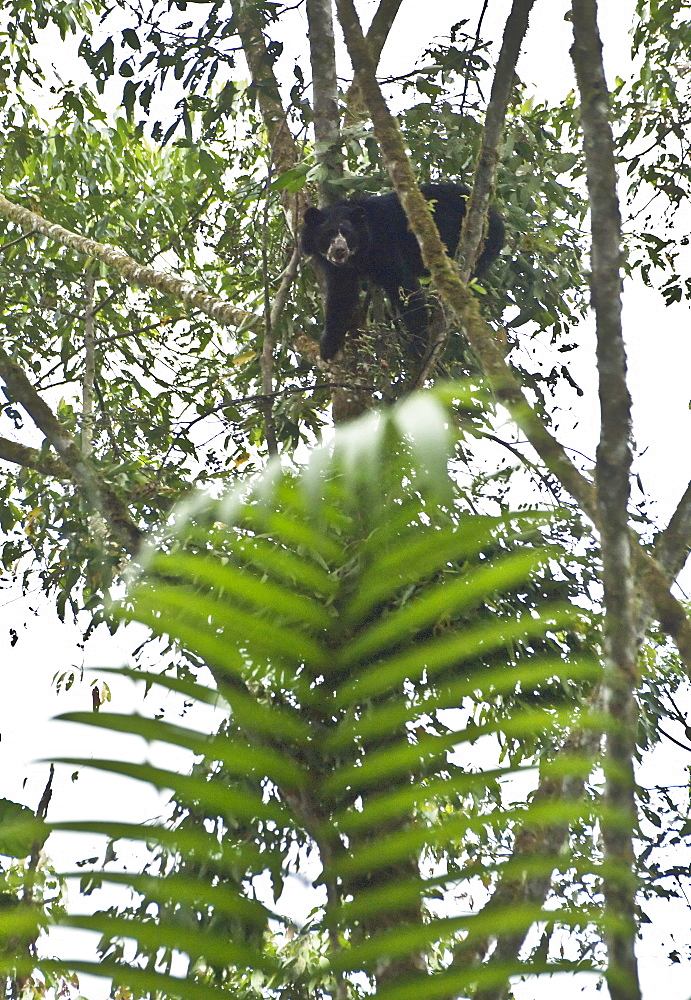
[{"xmin": 47, "ymin": 388, "xmax": 603, "ymax": 999}]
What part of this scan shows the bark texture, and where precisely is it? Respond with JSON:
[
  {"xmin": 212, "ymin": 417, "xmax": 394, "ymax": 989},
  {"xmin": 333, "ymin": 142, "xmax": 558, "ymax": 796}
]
[
  {"xmin": 306, "ymin": 0, "xmax": 343, "ymax": 203},
  {"xmin": 335, "ymin": 0, "xmax": 691, "ymax": 680},
  {"xmin": 232, "ymin": 0, "xmax": 307, "ymax": 233},
  {"xmin": 572, "ymin": 2, "xmax": 641, "ymax": 998}
]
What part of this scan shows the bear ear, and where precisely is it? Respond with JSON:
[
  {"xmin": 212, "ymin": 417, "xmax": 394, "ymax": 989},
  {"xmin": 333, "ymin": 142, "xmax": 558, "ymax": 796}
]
[
  {"xmin": 302, "ymin": 206, "xmax": 324, "ymax": 227},
  {"xmin": 350, "ymin": 205, "xmax": 367, "ymax": 223}
]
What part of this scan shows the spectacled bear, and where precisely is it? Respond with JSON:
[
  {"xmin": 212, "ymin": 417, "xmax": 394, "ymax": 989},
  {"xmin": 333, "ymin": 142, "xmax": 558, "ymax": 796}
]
[{"xmin": 300, "ymin": 182, "xmax": 505, "ymax": 361}]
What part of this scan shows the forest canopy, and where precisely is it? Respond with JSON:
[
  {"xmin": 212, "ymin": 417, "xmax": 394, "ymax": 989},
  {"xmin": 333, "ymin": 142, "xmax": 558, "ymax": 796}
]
[{"xmin": 0, "ymin": 2, "xmax": 691, "ymax": 1000}]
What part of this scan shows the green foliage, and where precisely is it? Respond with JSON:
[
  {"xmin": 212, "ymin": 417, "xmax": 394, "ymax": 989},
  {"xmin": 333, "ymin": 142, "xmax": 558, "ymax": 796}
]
[
  {"xmin": 0, "ymin": 800, "xmax": 47, "ymax": 859},
  {"xmin": 0, "ymin": 3, "xmax": 689, "ymax": 994},
  {"xmin": 40, "ymin": 390, "xmax": 609, "ymax": 998},
  {"xmin": 0, "ymin": 0, "xmax": 615, "ymax": 622}
]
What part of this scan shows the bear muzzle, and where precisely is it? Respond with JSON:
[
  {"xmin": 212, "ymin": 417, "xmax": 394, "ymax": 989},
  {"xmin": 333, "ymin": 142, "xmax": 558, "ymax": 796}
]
[{"xmin": 326, "ymin": 232, "xmax": 355, "ymax": 265}]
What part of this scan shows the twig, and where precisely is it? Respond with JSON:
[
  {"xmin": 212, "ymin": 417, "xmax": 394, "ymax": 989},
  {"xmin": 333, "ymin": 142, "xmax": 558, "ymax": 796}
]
[
  {"xmin": 460, "ymin": 0, "xmax": 491, "ymax": 114},
  {"xmin": 659, "ymin": 727, "xmax": 691, "ymax": 753},
  {"xmin": 0, "ymin": 230, "xmax": 36, "ymax": 252}
]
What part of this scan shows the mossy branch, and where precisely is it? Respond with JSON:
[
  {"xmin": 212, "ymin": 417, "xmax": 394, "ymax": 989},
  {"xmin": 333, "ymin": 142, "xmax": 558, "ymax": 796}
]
[
  {"xmin": 0, "ymin": 193, "xmax": 258, "ymax": 331},
  {"xmin": 334, "ymin": 0, "xmax": 691, "ymax": 677}
]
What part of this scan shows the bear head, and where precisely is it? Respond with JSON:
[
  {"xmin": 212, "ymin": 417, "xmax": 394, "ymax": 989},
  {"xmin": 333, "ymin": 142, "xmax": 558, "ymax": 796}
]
[{"xmin": 301, "ymin": 203, "xmax": 370, "ymax": 268}]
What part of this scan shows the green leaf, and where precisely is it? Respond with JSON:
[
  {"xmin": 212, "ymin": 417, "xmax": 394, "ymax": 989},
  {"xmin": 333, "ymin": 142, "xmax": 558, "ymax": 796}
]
[{"xmin": 0, "ymin": 799, "xmax": 46, "ymax": 858}]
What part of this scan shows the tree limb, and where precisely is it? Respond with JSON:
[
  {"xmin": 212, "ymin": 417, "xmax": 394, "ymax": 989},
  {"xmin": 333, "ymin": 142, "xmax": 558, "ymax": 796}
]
[
  {"xmin": 81, "ymin": 271, "xmax": 97, "ymax": 457},
  {"xmin": 457, "ymin": 0, "xmax": 535, "ymax": 283},
  {"xmin": 345, "ymin": 0, "xmax": 403, "ymax": 120},
  {"xmin": 336, "ymin": 5, "xmax": 690, "ymax": 996},
  {"xmin": 0, "ymin": 193, "xmax": 259, "ymax": 331},
  {"xmin": 653, "ymin": 477, "xmax": 691, "ymax": 579},
  {"xmin": 334, "ymin": 0, "xmax": 691, "ymax": 677},
  {"xmin": 232, "ymin": 0, "xmax": 307, "ymax": 233},
  {"xmin": 261, "ymin": 173, "xmax": 279, "ymax": 458},
  {"xmin": 0, "ymin": 346, "xmax": 143, "ymax": 554},
  {"xmin": 364, "ymin": 0, "xmax": 403, "ymax": 63},
  {"xmin": 0, "ymin": 436, "xmax": 70, "ymax": 478},
  {"xmin": 417, "ymin": 0, "xmax": 533, "ymax": 385},
  {"xmin": 459, "ymin": 722, "xmax": 601, "ymax": 997},
  {"xmin": 231, "ymin": 0, "xmax": 311, "ymax": 367}
]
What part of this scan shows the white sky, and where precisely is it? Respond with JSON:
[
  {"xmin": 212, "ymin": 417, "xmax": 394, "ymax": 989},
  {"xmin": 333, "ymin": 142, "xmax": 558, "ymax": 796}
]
[{"xmin": 1, "ymin": 1, "xmax": 691, "ymax": 998}]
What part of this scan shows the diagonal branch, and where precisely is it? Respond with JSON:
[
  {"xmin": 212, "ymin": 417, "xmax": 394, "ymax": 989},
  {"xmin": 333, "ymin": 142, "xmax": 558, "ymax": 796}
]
[
  {"xmin": 0, "ymin": 193, "xmax": 258, "ymax": 331},
  {"xmin": 335, "ymin": 0, "xmax": 691, "ymax": 676},
  {"xmin": 364, "ymin": 0, "xmax": 403, "ymax": 64},
  {"xmin": 344, "ymin": 0, "xmax": 404, "ymax": 119},
  {"xmin": 457, "ymin": 0, "xmax": 535, "ymax": 282},
  {"xmin": 0, "ymin": 346, "xmax": 142, "ymax": 554},
  {"xmin": 653, "ymin": 477, "xmax": 691, "ymax": 579},
  {"xmin": 0, "ymin": 435, "xmax": 70, "ymax": 479},
  {"xmin": 231, "ymin": 0, "xmax": 307, "ymax": 233},
  {"xmin": 336, "ymin": 7, "xmax": 691, "ymax": 997},
  {"xmin": 415, "ymin": 0, "xmax": 532, "ymax": 386},
  {"xmin": 458, "ymin": 721, "xmax": 601, "ymax": 997},
  {"xmin": 232, "ymin": 0, "xmax": 299, "ymax": 175}
]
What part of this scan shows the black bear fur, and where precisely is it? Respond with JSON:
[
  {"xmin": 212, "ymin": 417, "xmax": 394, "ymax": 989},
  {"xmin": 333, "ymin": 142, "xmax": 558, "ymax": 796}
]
[{"xmin": 300, "ymin": 182, "xmax": 505, "ymax": 361}]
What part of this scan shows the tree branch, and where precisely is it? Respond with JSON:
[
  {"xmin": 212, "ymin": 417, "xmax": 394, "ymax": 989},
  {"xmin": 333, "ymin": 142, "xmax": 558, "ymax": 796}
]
[
  {"xmin": 460, "ymin": 722, "xmax": 601, "ymax": 998},
  {"xmin": 231, "ymin": 0, "xmax": 312, "ymax": 369},
  {"xmin": 365, "ymin": 0, "xmax": 403, "ymax": 63},
  {"xmin": 415, "ymin": 0, "xmax": 533, "ymax": 385},
  {"xmin": 334, "ymin": 0, "xmax": 691, "ymax": 679},
  {"xmin": 0, "ymin": 436, "xmax": 70, "ymax": 478},
  {"xmin": 457, "ymin": 0, "xmax": 535, "ymax": 282},
  {"xmin": 81, "ymin": 271, "xmax": 97, "ymax": 457},
  {"xmin": 653, "ymin": 477, "xmax": 691, "ymax": 579},
  {"xmin": 336, "ymin": 5, "xmax": 689, "ymax": 996},
  {"xmin": 261, "ymin": 174, "xmax": 279, "ymax": 458},
  {"xmin": 0, "ymin": 193, "xmax": 259, "ymax": 331},
  {"xmin": 345, "ymin": 0, "xmax": 403, "ymax": 120},
  {"xmin": 232, "ymin": 0, "xmax": 307, "ymax": 233},
  {"xmin": 0, "ymin": 346, "xmax": 143, "ymax": 554}
]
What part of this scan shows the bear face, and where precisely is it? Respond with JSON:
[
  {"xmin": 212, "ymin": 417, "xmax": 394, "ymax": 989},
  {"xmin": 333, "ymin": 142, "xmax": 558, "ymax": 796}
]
[
  {"xmin": 300, "ymin": 183, "xmax": 504, "ymax": 362},
  {"xmin": 301, "ymin": 204, "xmax": 370, "ymax": 268}
]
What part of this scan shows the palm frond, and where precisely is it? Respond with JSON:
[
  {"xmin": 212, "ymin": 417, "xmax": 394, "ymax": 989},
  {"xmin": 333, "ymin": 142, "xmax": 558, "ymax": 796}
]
[{"xmin": 46, "ymin": 387, "xmax": 608, "ymax": 999}]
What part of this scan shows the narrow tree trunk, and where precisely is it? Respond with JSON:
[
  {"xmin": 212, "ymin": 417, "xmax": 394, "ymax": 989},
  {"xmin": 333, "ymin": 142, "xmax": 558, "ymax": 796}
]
[
  {"xmin": 571, "ymin": 2, "xmax": 642, "ymax": 998},
  {"xmin": 306, "ymin": 0, "xmax": 343, "ymax": 204}
]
